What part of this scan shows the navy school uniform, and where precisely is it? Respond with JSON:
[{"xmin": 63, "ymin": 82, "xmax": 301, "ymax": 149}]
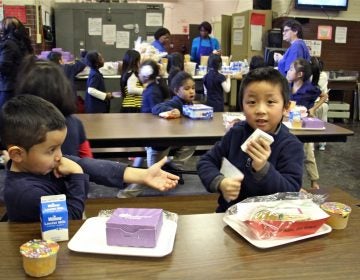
[
  {"xmin": 203, "ymin": 69, "xmax": 226, "ymax": 112},
  {"xmin": 290, "ymin": 80, "xmax": 321, "ymax": 110},
  {"xmin": 85, "ymin": 68, "xmax": 110, "ymax": 113},
  {"xmin": 151, "ymin": 95, "xmax": 192, "ymax": 115},
  {"xmin": 141, "ymin": 82, "xmax": 166, "ymax": 113},
  {"xmin": 4, "ymin": 156, "xmax": 127, "ymax": 222},
  {"xmin": 61, "ymin": 115, "xmax": 87, "ymax": 156},
  {"xmin": 63, "ymin": 60, "xmax": 86, "ymax": 96},
  {"xmin": 197, "ymin": 121, "xmax": 304, "ymax": 212}
]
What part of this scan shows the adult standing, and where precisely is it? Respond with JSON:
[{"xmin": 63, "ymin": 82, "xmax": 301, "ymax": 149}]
[
  {"xmin": 274, "ymin": 19, "xmax": 310, "ymax": 76},
  {"xmin": 0, "ymin": 17, "xmax": 33, "ymax": 109},
  {"xmin": 190, "ymin": 21, "xmax": 220, "ymax": 65},
  {"xmin": 151, "ymin": 27, "xmax": 171, "ymax": 53}
]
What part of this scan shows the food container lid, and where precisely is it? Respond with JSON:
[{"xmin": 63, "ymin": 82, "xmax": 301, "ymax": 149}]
[
  {"xmin": 321, "ymin": 202, "xmax": 351, "ymax": 217},
  {"xmin": 20, "ymin": 239, "xmax": 59, "ymax": 258}
]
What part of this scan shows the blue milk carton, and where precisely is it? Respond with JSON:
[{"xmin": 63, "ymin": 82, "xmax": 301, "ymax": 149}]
[{"xmin": 40, "ymin": 194, "xmax": 69, "ymax": 241}]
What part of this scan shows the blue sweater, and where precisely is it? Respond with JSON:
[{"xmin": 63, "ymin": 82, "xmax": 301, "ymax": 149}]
[
  {"xmin": 278, "ymin": 39, "xmax": 311, "ymax": 76},
  {"xmin": 61, "ymin": 115, "xmax": 87, "ymax": 157},
  {"xmin": 85, "ymin": 68, "xmax": 109, "ymax": 113},
  {"xmin": 203, "ymin": 70, "xmax": 226, "ymax": 112},
  {"xmin": 141, "ymin": 82, "xmax": 165, "ymax": 113},
  {"xmin": 151, "ymin": 40, "xmax": 166, "ymax": 53},
  {"xmin": 197, "ymin": 121, "xmax": 304, "ymax": 212},
  {"xmin": 290, "ymin": 80, "xmax": 321, "ymax": 110},
  {"xmin": 151, "ymin": 95, "xmax": 191, "ymax": 115},
  {"xmin": 190, "ymin": 36, "xmax": 220, "ymax": 64},
  {"xmin": 4, "ymin": 156, "xmax": 127, "ymax": 222}
]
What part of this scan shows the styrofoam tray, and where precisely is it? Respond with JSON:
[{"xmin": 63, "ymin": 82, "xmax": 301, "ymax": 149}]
[
  {"xmin": 68, "ymin": 216, "xmax": 177, "ymax": 257},
  {"xmin": 223, "ymin": 215, "xmax": 331, "ymax": 249},
  {"xmin": 283, "ymin": 121, "xmax": 325, "ymax": 131}
]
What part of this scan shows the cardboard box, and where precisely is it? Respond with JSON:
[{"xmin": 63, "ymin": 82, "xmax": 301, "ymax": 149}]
[
  {"xmin": 183, "ymin": 104, "xmax": 213, "ymax": 120},
  {"xmin": 106, "ymin": 208, "xmax": 163, "ymax": 248},
  {"xmin": 40, "ymin": 194, "xmax": 69, "ymax": 241}
]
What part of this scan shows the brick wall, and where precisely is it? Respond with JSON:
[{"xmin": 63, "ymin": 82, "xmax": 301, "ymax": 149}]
[{"xmin": 167, "ymin": 34, "xmax": 190, "ymax": 55}]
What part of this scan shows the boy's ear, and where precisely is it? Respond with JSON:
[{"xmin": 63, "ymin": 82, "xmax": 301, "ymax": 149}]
[{"xmin": 7, "ymin": 146, "xmax": 26, "ymax": 163}]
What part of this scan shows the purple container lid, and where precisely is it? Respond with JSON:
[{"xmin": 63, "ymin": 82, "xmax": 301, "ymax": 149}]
[{"xmin": 106, "ymin": 208, "xmax": 163, "ymax": 228}]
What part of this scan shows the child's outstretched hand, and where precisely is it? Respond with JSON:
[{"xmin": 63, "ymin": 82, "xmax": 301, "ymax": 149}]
[
  {"xmin": 159, "ymin": 109, "xmax": 181, "ymax": 119},
  {"xmin": 143, "ymin": 157, "xmax": 179, "ymax": 191},
  {"xmin": 246, "ymin": 138, "xmax": 271, "ymax": 172},
  {"xmin": 124, "ymin": 157, "xmax": 179, "ymax": 191},
  {"xmin": 219, "ymin": 177, "xmax": 242, "ymax": 201},
  {"xmin": 53, "ymin": 157, "xmax": 83, "ymax": 178}
]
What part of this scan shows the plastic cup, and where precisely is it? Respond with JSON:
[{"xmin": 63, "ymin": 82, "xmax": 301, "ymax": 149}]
[
  {"xmin": 184, "ymin": 62, "xmax": 197, "ymax": 76},
  {"xmin": 184, "ymin": 54, "xmax": 190, "ymax": 63},
  {"xmin": 321, "ymin": 202, "xmax": 351, "ymax": 229},
  {"xmin": 200, "ymin": 56, "xmax": 209, "ymax": 66}
]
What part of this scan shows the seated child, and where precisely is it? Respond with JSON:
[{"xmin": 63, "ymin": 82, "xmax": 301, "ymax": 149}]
[
  {"xmin": 287, "ymin": 58, "xmax": 322, "ymax": 189},
  {"xmin": 151, "ymin": 71, "xmax": 196, "ymax": 169},
  {"xmin": 117, "ymin": 60, "xmax": 168, "ymax": 198},
  {"xmin": 0, "ymin": 95, "xmax": 179, "ymax": 222},
  {"xmin": 310, "ymin": 58, "xmax": 329, "ymax": 151},
  {"xmin": 15, "ymin": 56, "xmax": 92, "ymax": 158},
  {"xmin": 197, "ymin": 67, "xmax": 304, "ymax": 212}
]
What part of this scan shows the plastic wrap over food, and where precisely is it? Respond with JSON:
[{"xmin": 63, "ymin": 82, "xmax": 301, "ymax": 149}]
[
  {"xmin": 134, "ymin": 41, "xmax": 164, "ymax": 63},
  {"xmin": 225, "ymin": 192, "xmax": 329, "ymax": 239}
]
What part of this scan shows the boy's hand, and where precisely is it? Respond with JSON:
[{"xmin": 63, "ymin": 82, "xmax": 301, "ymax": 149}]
[
  {"xmin": 219, "ymin": 177, "xmax": 242, "ymax": 201},
  {"xmin": 143, "ymin": 157, "xmax": 179, "ymax": 191},
  {"xmin": 53, "ymin": 157, "xmax": 83, "ymax": 178},
  {"xmin": 246, "ymin": 138, "xmax": 271, "ymax": 172},
  {"xmin": 124, "ymin": 157, "xmax": 179, "ymax": 191}
]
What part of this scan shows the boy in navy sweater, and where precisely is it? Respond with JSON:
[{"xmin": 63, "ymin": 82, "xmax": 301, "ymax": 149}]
[
  {"xmin": 0, "ymin": 95, "xmax": 179, "ymax": 222},
  {"xmin": 197, "ymin": 67, "xmax": 304, "ymax": 212}
]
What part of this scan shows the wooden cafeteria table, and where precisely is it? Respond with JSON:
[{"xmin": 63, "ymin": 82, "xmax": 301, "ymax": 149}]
[
  {"xmin": 1, "ymin": 188, "xmax": 359, "ymax": 279},
  {"xmin": 77, "ymin": 113, "xmax": 354, "ymax": 148}
]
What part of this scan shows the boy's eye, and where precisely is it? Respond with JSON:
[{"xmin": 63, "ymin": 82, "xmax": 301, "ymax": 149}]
[
  {"xmin": 245, "ymin": 100, "xmax": 256, "ymax": 105},
  {"xmin": 47, "ymin": 148, "xmax": 56, "ymax": 154}
]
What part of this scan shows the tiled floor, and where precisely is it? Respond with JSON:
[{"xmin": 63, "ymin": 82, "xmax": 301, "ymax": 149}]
[{"xmin": 86, "ymin": 121, "xmax": 360, "ymax": 200}]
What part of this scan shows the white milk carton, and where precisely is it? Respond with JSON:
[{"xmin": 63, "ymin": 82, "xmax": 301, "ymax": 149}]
[{"xmin": 40, "ymin": 194, "xmax": 69, "ymax": 241}]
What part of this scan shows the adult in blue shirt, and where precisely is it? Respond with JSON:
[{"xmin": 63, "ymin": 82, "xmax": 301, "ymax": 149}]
[
  {"xmin": 274, "ymin": 19, "xmax": 310, "ymax": 76},
  {"xmin": 151, "ymin": 27, "xmax": 171, "ymax": 53},
  {"xmin": 190, "ymin": 21, "xmax": 220, "ymax": 65}
]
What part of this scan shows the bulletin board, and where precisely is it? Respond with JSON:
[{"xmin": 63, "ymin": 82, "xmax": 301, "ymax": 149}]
[
  {"xmin": 4, "ymin": 5, "xmax": 27, "ymax": 23},
  {"xmin": 273, "ymin": 17, "xmax": 360, "ymax": 72},
  {"xmin": 54, "ymin": 3, "xmax": 164, "ymax": 61}
]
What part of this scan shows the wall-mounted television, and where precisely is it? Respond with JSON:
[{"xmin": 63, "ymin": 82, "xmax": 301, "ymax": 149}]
[{"xmin": 295, "ymin": 0, "xmax": 348, "ymax": 11}]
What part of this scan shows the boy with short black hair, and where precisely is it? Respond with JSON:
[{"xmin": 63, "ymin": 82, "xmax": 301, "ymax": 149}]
[
  {"xmin": 197, "ymin": 67, "xmax": 304, "ymax": 212},
  {"xmin": 1, "ymin": 95, "xmax": 179, "ymax": 222}
]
